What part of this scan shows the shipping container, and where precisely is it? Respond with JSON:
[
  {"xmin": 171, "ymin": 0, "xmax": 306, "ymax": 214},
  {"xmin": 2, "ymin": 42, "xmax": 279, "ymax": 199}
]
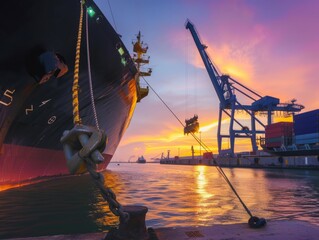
[
  {"xmin": 265, "ymin": 122, "xmax": 293, "ymax": 139},
  {"xmin": 203, "ymin": 152, "xmax": 213, "ymax": 160},
  {"xmin": 265, "ymin": 122, "xmax": 293, "ymax": 148},
  {"xmin": 265, "ymin": 136, "xmax": 293, "ymax": 148},
  {"xmin": 294, "ymin": 109, "xmax": 319, "ymax": 135},
  {"xmin": 265, "ymin": 142, "xmax": 282, "ymax": 148},
  {"xmin": 295, "ymin": 133, "xmax": 319, "ymax": 145},
  {"xmin": 267, "ymin": 137, "xmax": 283, "ymax": 143}
]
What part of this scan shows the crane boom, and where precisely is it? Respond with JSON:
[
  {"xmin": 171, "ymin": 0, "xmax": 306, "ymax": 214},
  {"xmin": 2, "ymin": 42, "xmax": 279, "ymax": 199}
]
[
  {"xmin": 185, "ymin": 20, "xmax": 233, "ymax": 108},
  {"xmin": 185, "ymin": 19, "xmax": 304, "ymax": 157}
]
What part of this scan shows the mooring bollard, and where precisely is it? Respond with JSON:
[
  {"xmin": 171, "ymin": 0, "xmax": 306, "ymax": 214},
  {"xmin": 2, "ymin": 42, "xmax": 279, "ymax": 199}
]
[{"xmin": 105, "ymin": 205, "xmax": 150, "ymax": 240}]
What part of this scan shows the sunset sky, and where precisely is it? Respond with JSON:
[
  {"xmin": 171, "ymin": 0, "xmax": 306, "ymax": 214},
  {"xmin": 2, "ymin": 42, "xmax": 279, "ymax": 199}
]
[{"xmin": 96, "ymin": 0, "xmax": 319, "ymax": 162}]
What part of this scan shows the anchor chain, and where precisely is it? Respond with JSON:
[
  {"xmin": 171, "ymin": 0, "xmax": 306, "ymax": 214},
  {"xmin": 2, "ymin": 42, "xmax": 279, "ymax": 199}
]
[
  {"xmin": 60, "ymin": 0, "xmax": 130, "ymax": 226},
  {"xmin": 86, "ymin": 161, "xmax": 129, "ymax": 222},
  {"xmin": 60, "ymin": 124, "xmax": 129, "ymax": 223}
]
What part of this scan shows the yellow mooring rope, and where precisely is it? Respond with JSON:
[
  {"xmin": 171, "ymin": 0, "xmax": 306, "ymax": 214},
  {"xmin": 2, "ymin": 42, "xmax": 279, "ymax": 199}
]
[{"xmin": 72, "ymin": 1, "xmax": 85, "ymax": 125}]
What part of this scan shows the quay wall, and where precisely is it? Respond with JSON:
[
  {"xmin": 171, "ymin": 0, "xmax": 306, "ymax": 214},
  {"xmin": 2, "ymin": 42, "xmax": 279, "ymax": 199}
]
[{"xmin": 160, "ymin": 155, "xmax": 319, "ymax": 169}]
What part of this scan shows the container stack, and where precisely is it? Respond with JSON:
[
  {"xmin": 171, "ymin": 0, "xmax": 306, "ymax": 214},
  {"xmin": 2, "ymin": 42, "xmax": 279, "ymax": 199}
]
[
  {"xmin": 265, "ymin": 122, "xmax": 294, "ymax": 148},
  {"xmin": 294, "ymin": 109, "xmax": 319, "ymax": 145},
  {"xmin": 203, "ymin": 152, "xmax": 213, "ymax": 160}
]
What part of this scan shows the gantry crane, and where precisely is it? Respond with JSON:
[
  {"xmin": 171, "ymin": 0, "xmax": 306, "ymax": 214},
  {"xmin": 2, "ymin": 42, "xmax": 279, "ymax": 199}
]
[{"xmin": 185, "ymin": 20, "xmax": 304, "ymax": 157}]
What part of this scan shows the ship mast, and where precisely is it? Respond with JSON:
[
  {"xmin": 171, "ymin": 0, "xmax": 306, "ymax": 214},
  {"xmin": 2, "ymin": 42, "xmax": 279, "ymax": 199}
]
[{"xmin": 132, "ymin": 31, "xmax": 152, "ymax": 102}]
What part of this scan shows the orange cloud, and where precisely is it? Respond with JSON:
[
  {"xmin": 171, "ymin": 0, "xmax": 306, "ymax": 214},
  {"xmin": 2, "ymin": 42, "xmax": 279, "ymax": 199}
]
[{"xmin": 189, "ymin": 37, "xmax": 263, "ymax": 88}]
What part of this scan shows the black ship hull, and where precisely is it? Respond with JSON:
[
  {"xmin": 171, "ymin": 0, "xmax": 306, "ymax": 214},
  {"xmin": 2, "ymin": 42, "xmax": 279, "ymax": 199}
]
[{"xmin": 0, "ymin": 0, "xmax": 138, "ymax": 185}]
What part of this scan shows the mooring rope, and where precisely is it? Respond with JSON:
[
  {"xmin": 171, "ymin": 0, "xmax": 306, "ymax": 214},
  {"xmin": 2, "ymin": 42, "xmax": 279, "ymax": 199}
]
[
  {"xmin": 69, "ymin": 1, "xmax": 129, "ymax": 223},
  {"xmin": 85, "ymin": 9, "xmax": 100, "ymax": 129},
  {"xmin": 72, "ymin": 0, "xmax": 84, "ymax": 125},
  {"xmin": 84, "ymin": 5, "xmax": 128, "ymax": 222},
  {"xmin": 142, "ymin": 76, "xmax": 254, "ymax": 219}
]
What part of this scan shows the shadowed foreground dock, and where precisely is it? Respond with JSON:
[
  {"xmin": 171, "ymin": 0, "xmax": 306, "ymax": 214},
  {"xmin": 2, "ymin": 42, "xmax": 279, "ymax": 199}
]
[{"xmin": 10, "ymin": 220, "xmax": 319, "ymax": 240}]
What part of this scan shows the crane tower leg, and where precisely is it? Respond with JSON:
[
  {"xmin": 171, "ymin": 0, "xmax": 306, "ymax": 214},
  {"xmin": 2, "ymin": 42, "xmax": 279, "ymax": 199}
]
[
  {"xmin": 229, "ymin": 102, "xmax": 236, "ymax": 157},
  {"xmin": 217, "ymin": 107, "xmax": 223, "ymax": 154},
  {"xmin": 251, "ymin": 111, "xmax": 258, "ymax": 153}
]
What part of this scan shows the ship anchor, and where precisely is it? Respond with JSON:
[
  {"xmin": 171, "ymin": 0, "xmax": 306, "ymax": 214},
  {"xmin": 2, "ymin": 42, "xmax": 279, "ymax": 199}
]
[
  {"xmin": 60, "ymin": 124, "xmax": 107, "ymax": 174},
  {"xmin": 60, "ymin": 3, "xmax": 152, "ymax": 239},
  {"xmin": 60, "ymin": 124, "xmax": 152, "ymax": 239}
]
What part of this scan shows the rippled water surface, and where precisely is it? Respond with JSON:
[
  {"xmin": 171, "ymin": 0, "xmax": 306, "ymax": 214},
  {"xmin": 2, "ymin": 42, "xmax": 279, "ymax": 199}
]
[{"xmin": 1, "ymin": 163, "xmax": 319, "ymax": 238}]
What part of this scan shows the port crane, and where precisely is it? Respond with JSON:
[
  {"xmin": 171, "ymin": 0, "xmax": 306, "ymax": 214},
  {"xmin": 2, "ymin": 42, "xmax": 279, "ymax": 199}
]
[{"xmin": 185, "ymin": 20, "xmax": 304, "ymax": 157}]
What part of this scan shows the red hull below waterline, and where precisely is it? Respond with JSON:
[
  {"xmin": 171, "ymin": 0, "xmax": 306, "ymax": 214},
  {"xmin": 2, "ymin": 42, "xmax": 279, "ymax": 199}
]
[{"xmin": 0, "ymin": 144, "xmax": 111, "ymax": 185}]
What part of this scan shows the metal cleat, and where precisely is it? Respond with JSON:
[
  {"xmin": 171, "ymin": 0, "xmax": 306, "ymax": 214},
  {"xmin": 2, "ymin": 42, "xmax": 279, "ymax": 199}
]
[{"xmin": 105, "ymin": 205, "xmax": 151, "ymax": 240}]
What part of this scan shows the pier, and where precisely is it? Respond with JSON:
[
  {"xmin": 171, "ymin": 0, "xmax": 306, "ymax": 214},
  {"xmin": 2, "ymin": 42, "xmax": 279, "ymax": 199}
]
[
  {"xmin": 9, "ymin": 220, "xmax": 319, "ymax": 240},
  {"xmin": 160, "ymin": 155, "xmax": 319, "ymax": 169}
]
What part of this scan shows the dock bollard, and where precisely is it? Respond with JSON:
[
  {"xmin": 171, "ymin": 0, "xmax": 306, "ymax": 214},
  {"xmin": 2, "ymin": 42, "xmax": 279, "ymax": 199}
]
[{"xmin": 105, "ymin": 205, "xmax": 150, "ymax": 240}]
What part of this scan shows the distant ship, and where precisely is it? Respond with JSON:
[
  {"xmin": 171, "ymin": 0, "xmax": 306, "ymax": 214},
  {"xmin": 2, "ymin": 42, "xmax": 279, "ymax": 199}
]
[
  {"xmin": 0, "ymin": 0, "xmax": 151, "ymax": 185},
  {"xmin": 136, "ymin": 156, "xmax": 146, "ymax": 164}
]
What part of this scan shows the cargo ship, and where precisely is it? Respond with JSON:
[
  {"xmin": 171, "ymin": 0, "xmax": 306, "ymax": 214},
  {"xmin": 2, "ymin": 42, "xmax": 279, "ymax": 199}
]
[
  {"xmin": 260, "ymin": 109, "xmax": 319, "ymax": 157},
  {"xmin": 136, "ymin": 156, "xmax": 146, "ymax": 164},
  {"xmin": 0, "ymin": 0, "xmax": 150, "ymax": 186}
]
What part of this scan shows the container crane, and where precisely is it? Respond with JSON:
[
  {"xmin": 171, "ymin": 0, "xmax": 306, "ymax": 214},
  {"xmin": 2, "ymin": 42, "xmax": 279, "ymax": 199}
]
[{"xmin": 185, "ymin": 20, "xmax": 304, "ymax": 157}]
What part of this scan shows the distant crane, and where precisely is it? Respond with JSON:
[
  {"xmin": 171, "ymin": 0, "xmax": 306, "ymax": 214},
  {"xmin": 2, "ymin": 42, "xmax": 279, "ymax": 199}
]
[{"xmin": 185, "ymin": 20, "xmax": 304, "ymax": 157}]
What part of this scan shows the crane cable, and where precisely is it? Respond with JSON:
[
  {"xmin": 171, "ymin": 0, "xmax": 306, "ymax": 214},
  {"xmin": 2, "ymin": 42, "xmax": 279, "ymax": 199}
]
[
  {"xmin": 107, "ymin": 0, "xmax": 118, "ymax": 32},
  {"xmin": 142, "ymin": 76, "xmax": 261, "ymax": 223}
]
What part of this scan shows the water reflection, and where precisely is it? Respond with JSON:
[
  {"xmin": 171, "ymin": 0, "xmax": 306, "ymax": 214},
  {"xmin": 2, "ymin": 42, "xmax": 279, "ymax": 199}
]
[
  {"xmin": 0, "ymin": 178, "xmax": 53, "ymax": 192},
  {"xmin": 194, "ymin": 166, "xmax": 220, "ymax": 224},
  {"xmin": 1, "ymin": 164, "xmax": 319, "ymax": 238},
  {"xmin": 194, "ymin": 165, "xmax": 214, "ymax": 200},
  {"xmin": 192, "ymin": 166, "xmax": 249, "ymax": 224},
  {"xmin": 87, "ymin": 165, "xmax": 319, "ymax": 228},
  {"xmin": 263, "ymin": 170, "xmax": 319, "ymax": 222},
  {"xmin": 89, "ymin": 170, "xmax": 131, "ymax": 230}
]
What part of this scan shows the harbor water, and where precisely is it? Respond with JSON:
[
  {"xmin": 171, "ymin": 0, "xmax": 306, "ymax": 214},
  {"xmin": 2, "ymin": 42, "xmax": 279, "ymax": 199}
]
[{"xmin": 1, "ymin": 163, "xmax": 319, "ymax": 239}]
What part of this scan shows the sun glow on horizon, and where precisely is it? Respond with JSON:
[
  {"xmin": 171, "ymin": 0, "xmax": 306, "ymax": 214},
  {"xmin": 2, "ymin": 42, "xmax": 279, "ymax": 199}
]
[
  {"xmin": 117, "ymin": 108, "xmax": 297, "ymax": 161},
  {"xmin": 104, "ymin": 0, "xmax": 318, "ymax": 162}
]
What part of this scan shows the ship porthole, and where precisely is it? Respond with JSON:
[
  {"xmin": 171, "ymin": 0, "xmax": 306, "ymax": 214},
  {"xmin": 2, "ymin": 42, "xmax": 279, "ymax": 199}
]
[
  {"xmin": 48, "ymin": 116, "xmax": 56, "ymax": 124},
  {"xmin": 96, "ymin": 16, "xmax": 102, "ymax": 24}
]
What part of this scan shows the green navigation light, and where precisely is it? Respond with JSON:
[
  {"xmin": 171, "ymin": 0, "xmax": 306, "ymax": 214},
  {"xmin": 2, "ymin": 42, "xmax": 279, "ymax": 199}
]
[
  {"xmin": 121, "ymin": 58, "xmax": 127, "ymax": 66},
  {"xmin": 118, "ymin": 47, "xmax": 125, "ymax": 56},
  {"xmin": 87, "ymin": 6, "xmax": 96, "ymax": 17}
]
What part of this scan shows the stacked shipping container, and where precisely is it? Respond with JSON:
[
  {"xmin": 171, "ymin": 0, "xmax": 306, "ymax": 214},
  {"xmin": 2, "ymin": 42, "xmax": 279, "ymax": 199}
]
[
  {"xmin": 203, "ymin": 152, "xmax": 213, "ymax": 160},
  {"xmin": 265, "ymin": 122, "xmax": 293, "ymax": 148},
  {"xmin": 294, "ymin": 109, "xmax": 319, "ymax": 145},
  {"xmin": 263, "ymin": 109, "xmax": 319, "ymax": 149}
]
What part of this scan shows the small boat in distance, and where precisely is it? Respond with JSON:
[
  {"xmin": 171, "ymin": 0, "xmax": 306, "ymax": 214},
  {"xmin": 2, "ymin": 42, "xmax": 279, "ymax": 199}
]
[{"xmin": 137, "ymin": 156, "xmax": 146, "ymax": 164}]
